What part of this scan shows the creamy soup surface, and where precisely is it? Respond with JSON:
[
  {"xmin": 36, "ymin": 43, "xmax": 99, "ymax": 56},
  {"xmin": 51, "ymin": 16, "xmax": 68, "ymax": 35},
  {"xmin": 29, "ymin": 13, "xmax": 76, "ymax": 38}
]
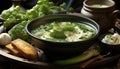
[
  {"xmin": 90, "ymin": 4, "xmax": 109, "ymax": 8},
  {"xmin": 31, "ymin": 22, "xmax": 96, "ymax": 42}
]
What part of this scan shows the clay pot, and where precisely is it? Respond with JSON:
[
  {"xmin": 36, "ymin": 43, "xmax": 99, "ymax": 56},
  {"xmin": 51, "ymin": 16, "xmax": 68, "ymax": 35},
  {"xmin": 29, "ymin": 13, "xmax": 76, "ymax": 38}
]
[{"xmin": 81, "ymin": 0, "xmax": 120, "ymax": 31}]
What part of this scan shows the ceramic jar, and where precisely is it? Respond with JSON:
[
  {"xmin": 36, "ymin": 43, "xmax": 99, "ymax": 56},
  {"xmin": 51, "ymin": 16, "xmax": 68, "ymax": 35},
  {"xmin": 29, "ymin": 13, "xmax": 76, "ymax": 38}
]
[{"xmin": 81, "ymin": 0, "xmax": 119, "ymax": 31}]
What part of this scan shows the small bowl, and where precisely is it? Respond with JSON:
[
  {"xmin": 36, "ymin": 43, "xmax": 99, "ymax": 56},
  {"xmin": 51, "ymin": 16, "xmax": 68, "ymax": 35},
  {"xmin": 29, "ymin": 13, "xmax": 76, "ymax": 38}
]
[
  {"xmin": 25, "ymin": 14, "xmax": 100, "ymax": 60},
  {"xmin": 98, "ymin": 33, "xmax": 120, "ymax": 53}
]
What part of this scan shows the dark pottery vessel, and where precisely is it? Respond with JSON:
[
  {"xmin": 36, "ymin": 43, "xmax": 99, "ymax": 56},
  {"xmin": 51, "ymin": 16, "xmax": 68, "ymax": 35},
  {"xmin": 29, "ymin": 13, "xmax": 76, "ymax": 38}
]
[
  {"xmin": 25, "ymin": 14, "xmax": 100, "ymax": 60},
  {"xmin": 81, "ymin": 0, "xmax": 120, "ymax": 32}
]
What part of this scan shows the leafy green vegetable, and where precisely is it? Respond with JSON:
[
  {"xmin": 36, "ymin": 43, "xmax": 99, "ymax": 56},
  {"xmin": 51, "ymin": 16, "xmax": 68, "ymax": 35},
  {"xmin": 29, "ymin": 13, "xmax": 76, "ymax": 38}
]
[
  {"xmin": 1, "ymin": 0, "xmax": 70, "ymax": 41},
  {"xmin": 1, "ymin": 6, "xmax": 26, "ymax": 29},
  {"xmin": 8, "ymin": 21, "xmax": 29, "ymax": 41},
  {"xmin": 53, "ymin": 45, "xmax": 101, "ymax": 66}
]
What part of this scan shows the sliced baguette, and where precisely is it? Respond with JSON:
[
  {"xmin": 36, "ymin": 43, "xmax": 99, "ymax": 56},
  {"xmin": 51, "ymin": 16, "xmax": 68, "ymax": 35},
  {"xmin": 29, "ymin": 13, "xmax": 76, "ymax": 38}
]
[
  {"xmin": 11, "ymin": 39, "xmax": 38, "ymax": 60},
  {"xmin": 5, "ymin": 44, "xmax": 22, "ymax": 56}
]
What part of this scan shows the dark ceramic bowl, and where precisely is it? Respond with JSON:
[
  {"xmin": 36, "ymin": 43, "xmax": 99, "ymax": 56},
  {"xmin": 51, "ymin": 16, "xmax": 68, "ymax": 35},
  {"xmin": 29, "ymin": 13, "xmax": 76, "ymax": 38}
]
[
  {"xmin": 98, "ymin": 33, "xmax": 120, "ymax": 53},
  {"xmin": 25, "ymin": 14, "xmax": 100, "ymax": 60}
]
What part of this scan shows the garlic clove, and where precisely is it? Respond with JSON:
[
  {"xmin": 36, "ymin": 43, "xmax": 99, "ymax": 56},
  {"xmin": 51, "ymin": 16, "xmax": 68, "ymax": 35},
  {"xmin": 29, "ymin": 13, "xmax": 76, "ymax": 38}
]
[{"xmin": 0, "ymin": 33, "xmax": 11, "ymax": 45}]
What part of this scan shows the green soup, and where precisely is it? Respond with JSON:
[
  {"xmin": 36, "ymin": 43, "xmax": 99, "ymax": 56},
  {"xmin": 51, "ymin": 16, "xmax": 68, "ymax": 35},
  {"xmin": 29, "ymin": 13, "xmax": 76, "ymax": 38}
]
[
  {"xmin": 91, "ymin": 4, "xmax": 109, "ymax": 8},
  {"xmin": 31, "ymin": 22, "xmax": 96, "ymax": 42}
]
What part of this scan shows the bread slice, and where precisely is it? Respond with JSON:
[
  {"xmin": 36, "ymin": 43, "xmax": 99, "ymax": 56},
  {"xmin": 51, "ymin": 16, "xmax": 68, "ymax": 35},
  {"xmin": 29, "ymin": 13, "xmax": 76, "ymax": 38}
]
[
  {"xmin": 5, "ymin": 44, "xmax": 21, "ymax": 56},
  {"xmin": 11, "ymin": 39, "xmax": 38, "ymax": 60}
]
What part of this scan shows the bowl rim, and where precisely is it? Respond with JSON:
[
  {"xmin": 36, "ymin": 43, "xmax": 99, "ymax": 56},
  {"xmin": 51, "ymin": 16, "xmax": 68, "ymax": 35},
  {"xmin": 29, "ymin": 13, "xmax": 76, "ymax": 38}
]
[
  {"xmin": 25, "ymin": 14, "xmax": 100, "ymax": 43},
  {"xmin": 83, "ymin": 0, "xmax": 115, "ymax": 9}
]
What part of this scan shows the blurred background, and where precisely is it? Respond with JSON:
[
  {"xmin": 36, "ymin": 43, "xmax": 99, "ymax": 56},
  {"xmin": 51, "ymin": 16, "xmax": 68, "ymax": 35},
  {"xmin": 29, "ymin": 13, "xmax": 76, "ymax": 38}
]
[{"xmin": 0, "ymin": 0, "xmax": 120, "ymax": 14}]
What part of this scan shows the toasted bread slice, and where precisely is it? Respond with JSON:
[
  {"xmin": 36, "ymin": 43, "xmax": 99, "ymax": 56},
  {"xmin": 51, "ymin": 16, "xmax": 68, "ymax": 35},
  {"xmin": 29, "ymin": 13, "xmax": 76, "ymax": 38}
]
[
  {"xmin": 11, "ymin": 39, "xmax": 38, "ymax": 60},
  {"xmin": 5, "ymin": 44, "xmax": 21, "ymax": 56}
]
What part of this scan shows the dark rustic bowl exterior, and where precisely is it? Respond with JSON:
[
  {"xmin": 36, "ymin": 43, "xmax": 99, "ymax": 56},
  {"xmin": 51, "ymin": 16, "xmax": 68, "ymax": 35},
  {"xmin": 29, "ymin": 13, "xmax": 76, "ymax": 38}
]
[{"xmin": 26, "ymin": 14, "xmax": 100, "ymax": 60}]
